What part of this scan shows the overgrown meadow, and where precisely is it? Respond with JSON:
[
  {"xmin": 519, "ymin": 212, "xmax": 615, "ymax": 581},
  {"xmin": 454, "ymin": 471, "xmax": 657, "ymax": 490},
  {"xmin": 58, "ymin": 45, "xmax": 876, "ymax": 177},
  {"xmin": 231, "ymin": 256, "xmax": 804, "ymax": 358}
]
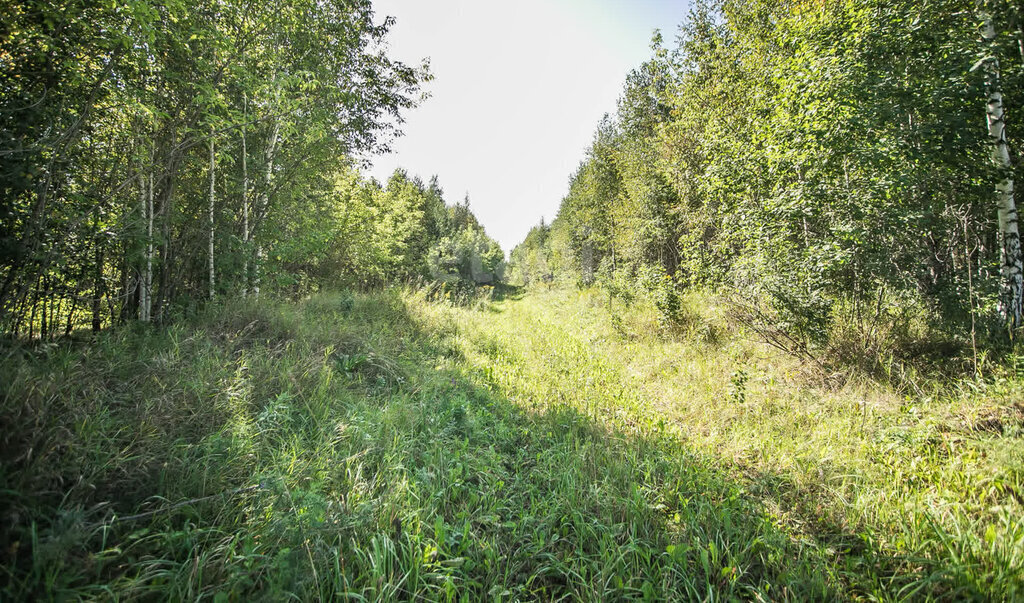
[{"xmin": 2, "ymin": 289, "xmax": 1021, "ymax": 600}]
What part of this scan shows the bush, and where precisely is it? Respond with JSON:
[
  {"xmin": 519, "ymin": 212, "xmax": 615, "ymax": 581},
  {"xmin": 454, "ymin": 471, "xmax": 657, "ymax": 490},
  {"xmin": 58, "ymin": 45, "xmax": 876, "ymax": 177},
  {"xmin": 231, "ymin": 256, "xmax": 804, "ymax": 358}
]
[{"xmin": 653, "ymin": 272, "xmax": 683, "ymax": 330}]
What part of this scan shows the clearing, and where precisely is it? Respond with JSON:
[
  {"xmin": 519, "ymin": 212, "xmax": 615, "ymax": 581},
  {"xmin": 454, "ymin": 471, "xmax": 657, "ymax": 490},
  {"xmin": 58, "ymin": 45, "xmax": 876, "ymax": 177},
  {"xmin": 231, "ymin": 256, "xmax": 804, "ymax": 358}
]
[{"xmin": 2, "ymin": 289, "xmax": 1022, "ymax": 599}]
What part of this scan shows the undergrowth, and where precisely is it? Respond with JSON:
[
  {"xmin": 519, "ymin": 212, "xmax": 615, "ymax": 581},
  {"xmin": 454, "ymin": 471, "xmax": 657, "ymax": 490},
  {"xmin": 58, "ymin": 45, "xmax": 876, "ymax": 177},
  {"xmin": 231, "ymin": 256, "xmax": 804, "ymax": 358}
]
[{"xmin": 1, "ymin": 288, "xmax": 1021, "ymax": 599}]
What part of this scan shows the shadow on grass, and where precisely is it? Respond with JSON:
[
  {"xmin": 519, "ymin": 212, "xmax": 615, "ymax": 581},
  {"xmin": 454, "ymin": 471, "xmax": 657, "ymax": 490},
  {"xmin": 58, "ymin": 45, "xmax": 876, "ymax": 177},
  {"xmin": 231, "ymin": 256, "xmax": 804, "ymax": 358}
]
[
  {"xmin": 490, "ymin": 283, "xmax": 525, "ymax": 303},
  {"xmin": 0, "ymin": 290, "xmax": 915, "ymax": 600}
]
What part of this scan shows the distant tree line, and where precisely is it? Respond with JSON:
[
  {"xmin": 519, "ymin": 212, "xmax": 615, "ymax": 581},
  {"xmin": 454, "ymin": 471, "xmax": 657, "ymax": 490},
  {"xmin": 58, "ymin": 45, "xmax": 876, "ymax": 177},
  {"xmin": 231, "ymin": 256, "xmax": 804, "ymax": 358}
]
[
  {"xmin": 0, "ymin": 0, "xmax": 503, "ymax": 338},
  {"xmin": 281, "ymin": 168, "xmax": 504, "ymax": 295},
  {"xmin": 511, "ymin": 0, "xmax": 1024, "ymax": 357}
]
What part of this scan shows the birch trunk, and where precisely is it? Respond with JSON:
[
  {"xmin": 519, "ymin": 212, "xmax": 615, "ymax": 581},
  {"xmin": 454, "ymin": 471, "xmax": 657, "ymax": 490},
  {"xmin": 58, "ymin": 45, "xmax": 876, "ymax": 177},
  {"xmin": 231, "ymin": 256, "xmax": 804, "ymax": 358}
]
[
  {"xmin": 208, "ymin": 134, "xmax": 216, "ymax": 300},
  {"xmin": 253, "ymin": 247, "xmax": 264, "ymax": 298},
  {"xmin": 253, "ymin": 115, "xmax": 280, "ymax": 300},
  {"xmin": 241, "ymin": 93, "xmax": 249, "ymax": 298},
  {"xmin": 91, "ymin": 210, "xmax": 103, "ymax": 333},
  {"xmin": 137, "ymin": 160, "xmax": 149, "ymax": 322},
  {"xmin": 135, "ymin": 138, "xmax": 155, "ymax": 323},
  {"xmin": 154, "ymin": 140, "xmax": 181, "ymax": 323},
  {"xmin": 145, "ymin": 168, "xmax": 154, "ymax": 321},
  {"xmin": 983, "ymin": 12, "xmax": 1024, "ymax": 330}
]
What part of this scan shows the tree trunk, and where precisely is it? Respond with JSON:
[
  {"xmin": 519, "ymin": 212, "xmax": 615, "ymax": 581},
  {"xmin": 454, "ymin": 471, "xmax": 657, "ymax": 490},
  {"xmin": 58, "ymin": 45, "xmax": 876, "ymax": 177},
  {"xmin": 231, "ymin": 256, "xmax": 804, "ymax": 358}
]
[
  {"xmin": 92, "ymin": 208, "xmax": 103, "ymax": 333},
  {"xmin": 137, "ymin": 158, "xmax": 150, "ymax": 322},
  {"xmin": 40, "ymin": 277, "xmax": 49, "ymax": 339},
  {"xmin": 153, "ymin": 142, "xmax": 181, "ymax": 323},
  {"xmin": 253, "ymin": 115, "xmax": 280, "ymax": 300},
  {"xmin": 28, "ymin": 277, "xmax": 40, "ymax": 339},
  {"xmin": 145, "ymin": 167, "xmax": 154, "ymax": 321},
  {"xmin": 241, "ymin": 93, "xmax": 249, "ymax": 298},
  {"xmin": 208, "ymin": 134, "xmax": 216, "ymax": 300},
  {"xmin": 0, "ymin": 53, "xmax": 119, "ymax": 326},
  {"xmin": 253, "ymin": 246, "xmax": 264, "ymax": 298},
  {"xmin": 983, "ymin": 12, "xmax": 1024, "ymax": 330},
  {"xmin": 65, "ymin": 295, "xmax": 77, "ymax": 336}
]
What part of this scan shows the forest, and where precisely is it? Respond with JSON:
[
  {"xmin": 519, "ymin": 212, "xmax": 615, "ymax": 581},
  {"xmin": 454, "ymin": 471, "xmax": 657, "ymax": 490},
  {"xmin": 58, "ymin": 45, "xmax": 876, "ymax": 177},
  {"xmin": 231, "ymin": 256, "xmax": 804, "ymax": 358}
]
[
  {"xmin": 2, "ymin": 0, "xmax": 1023, "ymax": 600},
  {"xmin": 0, "ymin": 0, "xmax": 503, "ymax": 335},
  {"xmin": 510, "ymin": 0, "xmax": 1024, "ymax": 369}
]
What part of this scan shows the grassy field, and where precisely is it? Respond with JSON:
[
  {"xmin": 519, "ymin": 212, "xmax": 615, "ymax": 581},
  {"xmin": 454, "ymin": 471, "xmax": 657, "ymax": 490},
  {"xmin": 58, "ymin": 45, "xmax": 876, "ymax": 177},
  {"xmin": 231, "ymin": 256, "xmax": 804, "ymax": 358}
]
[{"xmin": 1, "ymin": 288, "xmax": 1022, "ymax": 600}]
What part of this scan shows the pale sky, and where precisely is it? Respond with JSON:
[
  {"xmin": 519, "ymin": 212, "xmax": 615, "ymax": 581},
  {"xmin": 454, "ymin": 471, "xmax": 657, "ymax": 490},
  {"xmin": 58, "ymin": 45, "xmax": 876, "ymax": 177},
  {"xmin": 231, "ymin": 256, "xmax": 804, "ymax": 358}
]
[{"xmin": 367, "ymin": 0, "xmax": 689, "ymax": 252}]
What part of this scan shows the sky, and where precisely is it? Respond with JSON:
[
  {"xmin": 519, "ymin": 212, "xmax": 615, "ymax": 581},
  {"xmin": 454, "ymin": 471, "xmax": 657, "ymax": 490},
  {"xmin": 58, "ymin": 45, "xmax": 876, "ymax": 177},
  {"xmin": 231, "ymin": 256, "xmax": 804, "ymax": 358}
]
[{"xmin": 367, "ymin": 0, "xmax": 690, "ymax": 252}]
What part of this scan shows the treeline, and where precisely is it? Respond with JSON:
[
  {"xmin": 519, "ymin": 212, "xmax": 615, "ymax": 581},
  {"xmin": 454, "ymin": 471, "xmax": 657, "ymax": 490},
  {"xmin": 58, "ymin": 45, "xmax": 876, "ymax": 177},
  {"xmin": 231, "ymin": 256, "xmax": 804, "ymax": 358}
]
[
  {"xmin": 277, "ymin": 167, "xmax": 505, "ymax": 294},
  {"xmin": 511, "ymin": 0, "xmax": 1024, "ymax": 358},
  {"xmin": 0, "ymin": 0, "xmax": 502, "ymax": 339}
]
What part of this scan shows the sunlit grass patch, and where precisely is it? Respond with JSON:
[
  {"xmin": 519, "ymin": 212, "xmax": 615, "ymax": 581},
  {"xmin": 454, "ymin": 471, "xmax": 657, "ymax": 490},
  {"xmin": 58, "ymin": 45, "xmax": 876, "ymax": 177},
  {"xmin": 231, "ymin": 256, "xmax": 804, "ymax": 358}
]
[{"xmin": 411, "ymin": 287, "xmax": 1024, "ymax": 599}]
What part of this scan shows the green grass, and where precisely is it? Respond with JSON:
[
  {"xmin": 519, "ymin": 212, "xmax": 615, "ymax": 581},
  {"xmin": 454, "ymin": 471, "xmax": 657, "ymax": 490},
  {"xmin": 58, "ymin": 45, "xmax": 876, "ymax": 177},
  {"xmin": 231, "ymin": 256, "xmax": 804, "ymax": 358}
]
[{"xmin": 1, "ymin": 287, "xmax": 1022, "ymax": 600}]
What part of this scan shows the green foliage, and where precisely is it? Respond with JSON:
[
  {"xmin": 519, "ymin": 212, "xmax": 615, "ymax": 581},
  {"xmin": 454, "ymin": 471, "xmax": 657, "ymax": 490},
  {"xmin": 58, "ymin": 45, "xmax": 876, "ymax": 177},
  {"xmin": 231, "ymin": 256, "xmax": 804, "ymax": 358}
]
[
  {"xmin": 267, "ymin": 166, "xmax": 505, "ymax": 293},
  {"xmin": 0, "ymin": 0, "xmax": 436, "ymax": 335},
  {"xmin": 427, "ymin": 206, "xmax": 506, "ymax": 295},
  {"xmin": 645, "ymin": 267, "xmax": 683, "ymax": 331},
  {"xmin": 508, "ymin": 220, "xmax": 553, "ymax": 286},
  {"xmin": 509, "ymin": 0, "xmax": 1024, "ymax": 361},
  {"xmin": 7, "ymin": 0, "xmax": 1024, "ymax": 595}
]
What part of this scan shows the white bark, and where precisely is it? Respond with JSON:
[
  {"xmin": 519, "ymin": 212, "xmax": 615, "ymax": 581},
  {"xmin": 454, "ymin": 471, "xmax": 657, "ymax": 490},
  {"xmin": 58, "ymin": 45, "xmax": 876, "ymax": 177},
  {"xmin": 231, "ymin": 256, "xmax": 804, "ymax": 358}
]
[
  {"xmin": 241, "ymin": 92, "xmax": 249, "ymax": 298},
  {"xmin": 983, "ymin": 13, "xmax": 1023, "ymax": 329},
  {"xmin": 253, "ymin": 245, "xmax": 264, "ymax": 298},
  {"xmin": 137, "ymin": 141, "xmax": 154, "ymax": 322},
  {"xmin": 208, "ymin": 135, "xmax": 216, "ymax": 300},
  {"xmin": 137, "ymin": 164, "xmax": 149, "ymax": 322},
  {"xmin": 145, "ymin": 168, "xmax": 153, "ymax": 322},
  {"xmin": 253, "ymin": 115, "xmax": 279, "ymax": 300},
  {"xmin": 262, "ymin": 117, "xmax": 280, "ymax": 210}
]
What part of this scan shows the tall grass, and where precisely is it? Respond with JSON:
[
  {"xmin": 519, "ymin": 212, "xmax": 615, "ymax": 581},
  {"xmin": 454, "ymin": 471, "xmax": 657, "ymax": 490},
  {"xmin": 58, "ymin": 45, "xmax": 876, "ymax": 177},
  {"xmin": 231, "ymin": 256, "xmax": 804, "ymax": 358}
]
[
  {"xmin": 416, "ymin": 287, "xmax": 1023, "ymax": 599},
  {"xmin": 1, "ymin": 288, "xmax": 1021, "ymax": 599}
]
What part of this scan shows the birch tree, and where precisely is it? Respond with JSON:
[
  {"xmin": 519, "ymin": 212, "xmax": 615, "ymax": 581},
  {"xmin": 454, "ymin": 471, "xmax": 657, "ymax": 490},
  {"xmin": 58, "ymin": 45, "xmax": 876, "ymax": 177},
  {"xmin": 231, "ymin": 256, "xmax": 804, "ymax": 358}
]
[
  {"xmin": 208, "ymin": 134, "xmax": 216, "ymax": 300},
  {"xmin": 253, "ymin": 112, "xmax": 280, "ymax": 299},
  {"xmin": 241, "ymin": 93, "xmax": 250, "ymax": 298},
  {"xmin": 137, "ymin": 143, "xmax": 152, "ymax": 322},
  {"xmin": 0, "ymin": 0, "xmax": 427, "ymax": 335},
  {"xmin": 982, "ymin": 10, "xmax": 1023, "ymax": 330}
]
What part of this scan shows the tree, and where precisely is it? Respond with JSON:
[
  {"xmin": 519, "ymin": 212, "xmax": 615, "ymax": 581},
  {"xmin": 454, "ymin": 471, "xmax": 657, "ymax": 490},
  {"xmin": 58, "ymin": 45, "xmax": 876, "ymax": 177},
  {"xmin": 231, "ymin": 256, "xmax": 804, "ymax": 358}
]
[
  {"xmin": 0, "ymin": 0, "xmax": 430, "ymax": 335},
  {"xmin": 982, "ymin": 7, "xmax": 1023, "ymax": 330},
  {"xmin": 516, "ymin": 0, "xmax": 1024, "ymax": 353}
]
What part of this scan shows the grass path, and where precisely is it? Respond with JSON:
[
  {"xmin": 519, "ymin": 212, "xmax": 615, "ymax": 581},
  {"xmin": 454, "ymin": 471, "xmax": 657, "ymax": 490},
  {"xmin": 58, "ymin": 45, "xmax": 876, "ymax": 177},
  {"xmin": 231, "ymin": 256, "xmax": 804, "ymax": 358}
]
[
  {"xmin": 1, "ymin": 289, "xmax": 1021, "ymax": 600},
  {"xmin": 416, "ymin": 288, "xmax": 1024, "ymax": 599}
]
